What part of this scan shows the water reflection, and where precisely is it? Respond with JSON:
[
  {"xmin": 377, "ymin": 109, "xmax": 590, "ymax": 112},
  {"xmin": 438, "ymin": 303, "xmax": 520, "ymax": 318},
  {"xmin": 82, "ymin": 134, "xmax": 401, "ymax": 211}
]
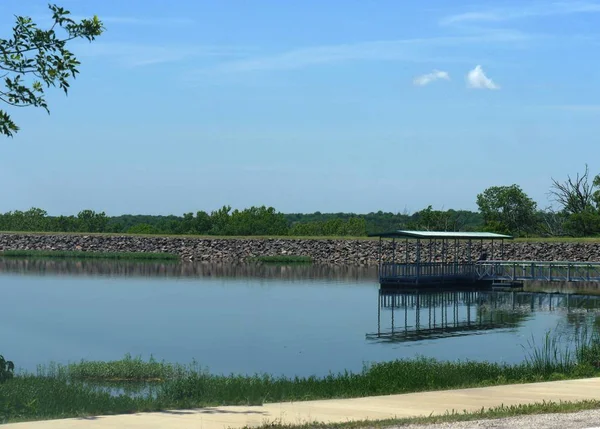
[
  {"xmin": 368, "ymin": 290, "xmax": 600, "ymax": 343},
  {"xmin": 0, "ymin": 257, "xmax": 377, "ymax": 282}
]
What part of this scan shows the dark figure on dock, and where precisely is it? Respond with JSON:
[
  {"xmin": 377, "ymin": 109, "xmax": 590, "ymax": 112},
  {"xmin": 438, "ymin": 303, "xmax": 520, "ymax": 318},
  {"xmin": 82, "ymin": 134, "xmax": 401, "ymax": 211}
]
[{"xmin": 477, "ymin": 250, "xmax": 488, "ymax": 262}]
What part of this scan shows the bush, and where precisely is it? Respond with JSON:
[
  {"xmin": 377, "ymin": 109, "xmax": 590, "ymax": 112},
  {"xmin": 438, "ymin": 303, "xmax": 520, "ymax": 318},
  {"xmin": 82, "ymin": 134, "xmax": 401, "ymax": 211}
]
[
  {"xmin": 127, "ymin": 223, "xmax": 160, "ymax": 234},
  {"xmin": 0, "ymin": 355, "xmax": 14, "ymax": 383}
]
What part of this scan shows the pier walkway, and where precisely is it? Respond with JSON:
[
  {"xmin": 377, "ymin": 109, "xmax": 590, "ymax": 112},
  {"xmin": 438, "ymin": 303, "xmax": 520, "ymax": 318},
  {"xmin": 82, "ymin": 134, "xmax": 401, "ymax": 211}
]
[{"xmin": 7, "ymin": 378, "xmax": 600, "ymax": 429}]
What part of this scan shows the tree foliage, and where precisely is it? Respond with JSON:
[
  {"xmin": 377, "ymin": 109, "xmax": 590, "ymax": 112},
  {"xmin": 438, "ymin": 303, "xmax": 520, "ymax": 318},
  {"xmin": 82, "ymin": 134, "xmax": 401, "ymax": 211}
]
[
  {"xmin": 289, "ymin": 217, "xmax": 366, "ymax": 236},
  {"xmin": 0, "ymin": 355, "xmax": 14, "ymax": 384},
  {"xmin": 549, "ymin": 165, "xmax": 600, "ymax": 236},
  {"xmin": 77, "ymin": 210, "xmax": 108, "ymax": 233},
  {"xmin": 1, "ymin": 4, "xmax": 103, "ymax": 136},
  {"xmin": 476, "ymin": 184, "xmax": 538, "ymax": 236},
  {"xmin": 409, "ymin": 206, "xmax": 472, "ymax": 231}
]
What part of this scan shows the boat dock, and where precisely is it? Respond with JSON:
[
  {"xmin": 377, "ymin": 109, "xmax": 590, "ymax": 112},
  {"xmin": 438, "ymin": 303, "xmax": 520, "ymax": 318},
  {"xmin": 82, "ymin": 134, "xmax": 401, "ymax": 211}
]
[{"xmin": 369, "ymin": 230, "xmax": 600, "ymax": 289}]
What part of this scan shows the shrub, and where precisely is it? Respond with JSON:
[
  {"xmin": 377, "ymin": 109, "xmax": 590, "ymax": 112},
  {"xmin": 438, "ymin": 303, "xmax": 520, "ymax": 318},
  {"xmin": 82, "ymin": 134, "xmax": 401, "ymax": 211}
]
[{"xmin": 0, "ymin": 356, "xmax": 14, "ymax": 383}]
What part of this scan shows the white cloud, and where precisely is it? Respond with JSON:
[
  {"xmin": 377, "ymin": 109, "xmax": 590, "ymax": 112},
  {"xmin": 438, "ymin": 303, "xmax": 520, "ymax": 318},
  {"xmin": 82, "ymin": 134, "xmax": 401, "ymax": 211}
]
[
  {"xmin": 545, "ymin": 104, "xmax": 600, "ymax": 111},
  {"xmin": 211, "ymin": 31, "xmax": 529, "ymax": 73},
  {"xmin": 466, "ymin": 65, "xmax": 499, "ymax": 90},
  {"xmin": 442, "ymin": 1, "xmax": 600, "ymax": 25},
  {"xmin": 413, "ymin": 70, "xmax": 450, "ymax": 86},
  {"xmin": 441, "ymin": 12, "xmax": 503, "ymax": 26},
  {"xmin": 74, "ymin": 42, "xmax": 250, "ymax": 67}
]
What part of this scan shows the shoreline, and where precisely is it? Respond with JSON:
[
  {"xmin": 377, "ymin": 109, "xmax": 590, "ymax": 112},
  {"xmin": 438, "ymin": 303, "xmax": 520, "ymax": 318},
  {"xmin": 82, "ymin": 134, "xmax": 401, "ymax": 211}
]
[
  {"xmin": 1, "ymin": 232, "xmax": 600, "ymax": 265},
  {"xmin": 2, "ymin": 349, "xmax": 600, "ymax": 424}
]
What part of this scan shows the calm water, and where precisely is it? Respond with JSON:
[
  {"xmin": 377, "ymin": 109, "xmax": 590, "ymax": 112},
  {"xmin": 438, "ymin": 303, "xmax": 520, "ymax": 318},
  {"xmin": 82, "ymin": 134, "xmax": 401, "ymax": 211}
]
[{"xmin": 2, "ymin": 258, "xmax": 600, "ymax": 377}]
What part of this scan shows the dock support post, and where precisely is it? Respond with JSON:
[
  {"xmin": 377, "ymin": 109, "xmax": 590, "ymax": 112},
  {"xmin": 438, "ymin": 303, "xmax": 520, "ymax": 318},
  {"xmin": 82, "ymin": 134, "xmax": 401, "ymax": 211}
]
[
  {"xmin": 467, "ymin": 239, "xmax": 472, "ymax": 264},
  {"xmin": 454, "ymin": 239, "xmax": 458, "ymax": 275},
  {"xmin": 377, "ymin": 290, "xmax": 381, "ymax": 337},
  {"xmin": 392, "ymin": 238, "xmax": 396, "ymax": 277},
  {"xmin": 378, "ymin": 237, "xmax": 382, "ymax": 279},
  {"xmin": 442, "ymin": 239, "xmax": 447, "ymax": 282},
  {"xmin": 416, "ymin": 239, "xmax": 421, "ymax": 284}
]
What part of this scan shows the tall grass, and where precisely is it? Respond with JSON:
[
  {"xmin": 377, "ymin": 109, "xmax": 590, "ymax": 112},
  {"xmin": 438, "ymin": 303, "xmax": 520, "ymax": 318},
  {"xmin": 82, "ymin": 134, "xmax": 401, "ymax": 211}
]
[
  {"xmin": 0, "ymin": 250, "xmax": 178, "ymax": 261},
  {"xmin": 523, "ymin": 332, "xmax": 575, "ymax": 375},
  {"xmin": 39, "ymin": 354, "xmax": 199, "ymax": 382},
  {"xmin": 523, "ymin": 328, "xmax": 600, "ymax": 378},
  {"xmin": 575, "ymin": 327, "xmax": 600, "ymax": 370}
]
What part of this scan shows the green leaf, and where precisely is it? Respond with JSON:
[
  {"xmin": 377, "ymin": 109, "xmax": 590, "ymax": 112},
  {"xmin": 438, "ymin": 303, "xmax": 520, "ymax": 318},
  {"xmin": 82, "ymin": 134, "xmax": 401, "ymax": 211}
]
[{"xmin": 0, "ymin": 3, "xmax": 104, "ymax": 137}]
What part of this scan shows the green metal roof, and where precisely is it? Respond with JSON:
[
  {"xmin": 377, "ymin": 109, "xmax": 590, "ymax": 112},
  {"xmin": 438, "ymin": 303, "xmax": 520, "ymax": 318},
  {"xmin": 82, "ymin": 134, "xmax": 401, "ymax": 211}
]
[{"xmin": 368, "ymin": 230, "xmax": 513, "ymax": 240}]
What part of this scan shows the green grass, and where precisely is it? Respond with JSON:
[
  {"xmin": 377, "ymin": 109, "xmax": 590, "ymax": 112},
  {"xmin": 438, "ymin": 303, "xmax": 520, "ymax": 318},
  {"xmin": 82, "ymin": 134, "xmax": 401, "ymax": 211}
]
[
  {"xmin": 249, "ymin": 255, "xmax": 313, "ymax": 263},
  {"xmin": 0, "ymin": 250, "xmax": 179, "ymax": 261},
  {"xmin": 2, "ymin": 331, "xmax": 600, "ymax": 423},
  {"xmin": 515, "ymin": 236, "xmax": 600, "ymax": 243},
  {"xmin": 2, "ymin": 229, "xmax": 600, "ymax": 242},
  {"xmin": 54, "ymin": 354, "xmax": 194, "ymax": 382},
  {"xmin": 0, "ymin": 230, "xmax": 373, "ymax": 241}
]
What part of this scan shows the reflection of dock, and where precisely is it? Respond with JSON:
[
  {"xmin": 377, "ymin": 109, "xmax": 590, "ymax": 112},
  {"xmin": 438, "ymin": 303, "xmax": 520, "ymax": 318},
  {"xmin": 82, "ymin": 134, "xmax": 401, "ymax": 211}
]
[{"xmin": 367, "ymin": 290, "xmax": 600, "ymax": 343}]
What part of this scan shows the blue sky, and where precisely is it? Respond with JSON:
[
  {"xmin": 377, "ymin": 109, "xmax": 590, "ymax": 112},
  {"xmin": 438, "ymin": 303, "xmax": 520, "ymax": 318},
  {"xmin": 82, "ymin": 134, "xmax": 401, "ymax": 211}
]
[{"xmin": 1, "ymin": 0, "xmax": 598, "ymax": 216}]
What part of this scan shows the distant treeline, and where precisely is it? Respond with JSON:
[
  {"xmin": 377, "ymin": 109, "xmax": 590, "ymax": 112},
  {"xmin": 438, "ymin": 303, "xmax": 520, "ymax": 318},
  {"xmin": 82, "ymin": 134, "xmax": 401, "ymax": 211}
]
[
  {"xmin": 0, "ymin": 206, "xmax": 484, "ymax": 237},
  {"xmin": 1, "ymin": 166, "xmax": 599, "ymax": 237}
]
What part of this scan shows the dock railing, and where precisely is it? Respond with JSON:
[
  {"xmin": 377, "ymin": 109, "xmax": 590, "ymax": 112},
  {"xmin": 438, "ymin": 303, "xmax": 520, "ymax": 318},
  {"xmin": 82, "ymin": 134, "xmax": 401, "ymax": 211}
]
[
  {"xmin": 475, "ymin": 260, "xmax": 600, "ymax": 282},
  {"xmin": 380, "ymin": 261, "xmax": 600, "ymax": 284},
  {"xmin": 380, "ymin": 262, "xmax": 477, "ymax": 283}
]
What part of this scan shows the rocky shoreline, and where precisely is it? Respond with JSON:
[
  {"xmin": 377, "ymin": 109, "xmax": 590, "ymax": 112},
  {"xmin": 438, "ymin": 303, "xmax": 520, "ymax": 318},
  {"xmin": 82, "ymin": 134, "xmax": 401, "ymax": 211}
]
[{"xmin": 1, "ymin": 233, "xmax": 599, "ymax": 265}]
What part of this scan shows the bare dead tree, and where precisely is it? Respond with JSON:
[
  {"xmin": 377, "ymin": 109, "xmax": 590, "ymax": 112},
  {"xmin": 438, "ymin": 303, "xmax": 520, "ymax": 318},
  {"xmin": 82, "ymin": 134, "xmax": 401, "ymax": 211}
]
[
  {"xmin": 538, "ymin": 206, "xmax": 566, "ymax": 236},
  {"xmin": 549, "ymin": 165, "xmax": 596, "ymax": 214}
]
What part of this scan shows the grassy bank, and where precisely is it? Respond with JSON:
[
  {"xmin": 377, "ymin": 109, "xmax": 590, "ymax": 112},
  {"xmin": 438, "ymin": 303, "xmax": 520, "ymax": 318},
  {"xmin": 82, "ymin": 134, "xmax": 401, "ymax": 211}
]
[
  {"xmin": 3, "ymin": 230, "xmax": 600, "ymax": 242},
  {"xmin": 2, "ymin": 331, "xmax": 600, "ymax": 423},
  {"xmin": 0, "ymin": 250, "xmax": 178, "ymax": 261}
]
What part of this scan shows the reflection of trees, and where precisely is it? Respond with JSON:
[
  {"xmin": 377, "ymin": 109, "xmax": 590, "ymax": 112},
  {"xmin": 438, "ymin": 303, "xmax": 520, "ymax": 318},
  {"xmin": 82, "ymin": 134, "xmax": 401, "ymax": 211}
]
[
  {"xmin": 525, "ymin": 281, "xmax": 600, "ymax": 296},
  {"xmin": 0, "ymin": 258, "xmax": 377, "ymax": 282},
  {"xmin": 475, "ymin": 307, "xmax": 529, "ymax": 327}
]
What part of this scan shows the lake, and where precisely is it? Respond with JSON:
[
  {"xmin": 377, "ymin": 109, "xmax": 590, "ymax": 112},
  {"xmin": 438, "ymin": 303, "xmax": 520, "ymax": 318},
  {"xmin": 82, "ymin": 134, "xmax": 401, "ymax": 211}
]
[{"xmin": 1, "ymin": 258, "xmax": 600, "ymax": 377}]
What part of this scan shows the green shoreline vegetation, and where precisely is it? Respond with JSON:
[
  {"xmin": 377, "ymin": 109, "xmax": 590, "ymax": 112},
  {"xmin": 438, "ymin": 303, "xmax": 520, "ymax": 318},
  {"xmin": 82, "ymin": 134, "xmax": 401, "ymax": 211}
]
[
  {"xmin": 3, "ymin": 230, "xmax": 600, "ymax": 243},
  {"xmin": 1, "ymin": 166, "xmax": 600, "ymax": 240},
  {"xmin": 0, "ymin": 250, "xmax": 178, "ymax": 261},
  {"xmin": 2, "ymin": 332, "xmax": 600, "ymax": 423}
]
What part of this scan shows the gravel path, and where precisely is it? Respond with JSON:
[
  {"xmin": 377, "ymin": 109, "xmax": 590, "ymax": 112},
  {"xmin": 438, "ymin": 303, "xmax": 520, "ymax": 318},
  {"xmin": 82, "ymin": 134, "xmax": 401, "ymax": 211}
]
[{"xmin": 401, "ymin": 409, "xmax": 600, "ymax": 429}]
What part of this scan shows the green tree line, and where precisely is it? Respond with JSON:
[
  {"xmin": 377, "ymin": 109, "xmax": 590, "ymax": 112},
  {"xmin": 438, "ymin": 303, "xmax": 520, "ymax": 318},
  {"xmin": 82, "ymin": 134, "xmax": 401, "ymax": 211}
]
[
  {"xmin": 1, "ymin": 166, "xmax": 599, "ymax": 238},
  {"xmin": 0, "ymin": 206, "xmax": 483, "ymax": 237}
]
